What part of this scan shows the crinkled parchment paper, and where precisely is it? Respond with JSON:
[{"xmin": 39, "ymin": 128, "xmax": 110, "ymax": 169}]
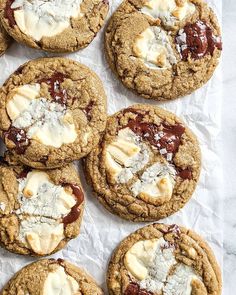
[{"xmin": 0, "ymin": 0, "xmax": 222, "ymax": 292}]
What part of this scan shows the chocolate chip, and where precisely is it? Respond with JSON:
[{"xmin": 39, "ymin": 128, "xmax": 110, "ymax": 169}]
[
  {"xmin": 61, "ymin": 183, "xmax": 84, "ymax": 227},
  {"xmin": 176, "ymin": 20, "xmax": 222, "ymax": 60}
]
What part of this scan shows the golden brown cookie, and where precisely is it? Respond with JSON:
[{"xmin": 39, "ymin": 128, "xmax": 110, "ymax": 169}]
[
  {"xmin": 84, "ymin": 104, "xmax": 201, "ymax": 222},
  {"xmin": 0, "ymin": 57, "xmax": 107, "ymax": 169},
  {"xmin": 0, "ymin": 0, "xmax": 12, "ymax": 56},
  {"xmin": 105, "ymin": 0, "xmax": 222, "ymax": 101},
  {"xmin": 0, "ymin": 0, "xmax": 109, "ymax": 53},
  {"xmin": 107, "ymin": 223, "xmax": 222, "ymax": 295},
  {"xmin": 0, "ymin": 162, "xmax": 84, "ymax": 256},
  {"xmin": 1, "ymin": 258, "xmax": 103, "ymax": 294},
  {"xmin": 0, "ymin": 20, "xmax": 12, "ymax": 55}
]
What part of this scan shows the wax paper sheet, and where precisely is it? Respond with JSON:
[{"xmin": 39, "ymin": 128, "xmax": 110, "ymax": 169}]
[{"xmin": 0, "ymin": 0, "xmax": 222, "ymax": 292}]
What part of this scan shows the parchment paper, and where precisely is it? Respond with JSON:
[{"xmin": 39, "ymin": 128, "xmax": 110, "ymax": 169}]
[{"xmin": 0, "ymin": 0, "xmax": 223, "ymax": 292}]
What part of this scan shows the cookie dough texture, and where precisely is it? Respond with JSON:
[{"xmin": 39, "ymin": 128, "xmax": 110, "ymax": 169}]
[
  {"xmin": 107, "ymin": 223, "xmax": 222, "ymax": 295},
  {"xmin": 0, "ymin": 57, "xmax": 107, "ymax": 169},
  {"xmin": 0, "ymin": 0, "xmax": 12, "ymax": 56},
  {"xmin": 105, "ymin": 0, "xmax": 222, "ymax": 100},
  {"xmin": 84, "ymin": 104, "xmax": 201, "ymax": 222},
  {"xmin": 0, "ymin": 0, "xmax": 109, "ymax": 52},
  {"xmin": 1, "ymin": 258, "xmax": 103, "ymax": 295},
  {"xmin": 0, "ymin": 162, "xmax": 84, "ymax": 256},
  {"xmin": 0, "ymin": 20, "xmax": 11, "ymax": 55}
]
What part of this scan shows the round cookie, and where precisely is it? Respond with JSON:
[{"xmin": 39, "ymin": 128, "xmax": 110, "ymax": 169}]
[
  {"xmin": 0, "ymin": 162, "xmax": 84, "ymax": 256},
  {"xmin": 84, "ymin": 104, "xmax": 201, "ymax": 222},
  {"xmin": 0, "ymin": 57, "xmax": 107, "ymax": 169},
  {"xmin": 1, "ymin": 258, "xmax": 103, "ymax": 294},
  {"xmin": 107, "ymin": 223, "xmax": 222, "ymax": 295},
  {"xmin": 0, "ymin": 0, "xmax": 109, "ymax": 53},
  {"xmin": 105, "ymin": 0, "xmax": 222, "ymax": 101}
]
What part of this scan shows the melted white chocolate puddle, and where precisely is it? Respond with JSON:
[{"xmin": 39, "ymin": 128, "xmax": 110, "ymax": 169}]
[{"xmin": 11, "ymin": 0, "xmax": 84, "ymax": 41}]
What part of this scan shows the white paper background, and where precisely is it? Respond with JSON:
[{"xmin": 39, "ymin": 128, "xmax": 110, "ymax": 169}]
[{"xmin": 0, "ymin": 0, "xmax": 223, "ymax": 293}]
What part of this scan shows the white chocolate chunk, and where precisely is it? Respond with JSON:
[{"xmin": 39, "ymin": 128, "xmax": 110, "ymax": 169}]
[
  {"xmin": 133, "ymin": 175, "xmax": 173, "ymax": 199},
  {"xmin": 124, "ymin": 239, "xmax": 159, "ymax": 280},
  {"xmin": 17, "ymin": 171, "xmax": 76, "ymax": 219},
  {"xmin": 131, "ymin": 162, "xmax": 176, "ymax": 202},
  {"xmin": 9, "ymin": 84, "xmax": 77, "ymax": 148},
  {"xmin": 6, "ymin": 84, "xmax": 40, "ymax": 121},
  {"xmin": 106, "ymin": 139, "xmax": 141, "ymax": 166},
  {"xmin": 12, "ymin": 0, "xmax": 83, "ymax": 41},
  {"xmin": 19, "ymin": 217, "xmax": 64, "ymax": 255},
  {"xmin": 141, "ymin": 0, "xmax": 196, "ymax": 26},
  {"xmin": 163, "ymin": 264, "xmax": 202, "ymax": 295},
  {"xmin": 15, "ymin": 168, "xmax": 80, "ymax": 254},
  {"xmin": 133, "ymin": 27, "xmax": 177, "ymax": 69},
  {"xmin": 125, "ymin": 237, "xmax": 176, "ymax": 287},
  {"xmin": 43, "ymin": 265, "xmax": 80, "ymax": 295},
  {"xmin": 125, "ymin": 237, "xmax": 202, "ymax": 294},
  {"xmin": 105, "ymin": 128, "xmax": 149, "ymax": 183},
  {"xmin": 105, "ymin": 151, "xmax": 123, "ymax": 180},
  {"xmin": 22, "ymin": 170, "xmax": 50, "ymax": 198},
  {"xmin": 139, "ymin": 238, "xmax": 176, "ymax": 291},
  {"xmin": 30, "ymin": 111, "xmax": 77, "ymax": 148}
]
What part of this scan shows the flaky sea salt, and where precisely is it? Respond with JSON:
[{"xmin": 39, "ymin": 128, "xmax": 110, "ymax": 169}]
[
  {"xmin": 160, "ymin": 148, "xmax": 167, "ymax": 155},
  {"xmin": 117, "ymin": 142, "xmax": 150, "ymax": 184},
  {"xmin": 13, "ymin": 97, "xmax": 66, "ymax": 131},
  {"xmin": 167, "ymin": 153, "xmax": 173, "ymax": 161},
  {"xmin": 131, "ymin": 162, "xmax": 176, "ymax": 197},
  {"xmin": 159, "ymin": 131, "xmax": 164, "ymax": 138},
  {"xmin": 154, "ymin": 134, "xmax": 160, "ymax": 141}
]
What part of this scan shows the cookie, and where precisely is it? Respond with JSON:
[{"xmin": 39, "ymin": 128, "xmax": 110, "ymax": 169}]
[
  {"xmin": 0, "ymin": 0, "xmax": 12, "ymax": 56},
  {"xmin": 0, "ymin": 0, "xmax": 109, "ymax": 53},
  {"xmin": 0, "ymin": 1, "xmax": 11, "ymax": 56},
  {"xmin": 105, "ymin": 0, "xmax": 222, "ymax": 101},
  {"xmin": 1, "ymin": 258, "xmax": 103, "ymax": 294},
  {"xmin": 0, "ymin": 21, "xmax": 12, "ymax": 55},
  {"xmin": 0, "ymin": 57, "xmax": 107, "ymax": 169},
  {"xmin": 107, "ymin": 223, "xmax": 222, "ymax": 295},
  {"xmin": 84, "ymin": 104, "xmax": 201, "ymax": 222},
  {"xmin": 0, "ymin": 162, "xmax": 84, "ymax": 256}
]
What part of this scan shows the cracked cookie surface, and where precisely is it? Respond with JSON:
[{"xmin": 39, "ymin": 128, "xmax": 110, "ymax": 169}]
[
  {"xmin": 0, "ymin": 14, "xmax": 12, "ymax": 56},
  {"xmin": 0, "ymin": 0, "xmax": 109, "ymax": 52},
  {"xmin": 1, "ymin": 258, "xmax": 103, "ymax": 295},
  {"xmin": 84, "ymin": 104, "xmax": 201, "ymax": 222},
  {"xmin": 0, "ymin": 57, "xmax": 107, "ymax": 169},
  {"xmin": 105, "ymin": 0, "xmax": 222, "ymax": 101},
  {"xmin": 0, "ymin": 162, "xmax": 84, "ymax": 256},
  {"xmin": 107, "ymin": 223, "xmax": 222, "ymax": 295},
  {"xmin": 0, "ymin": 21, "xmax": 11, "ymax": 55}
]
